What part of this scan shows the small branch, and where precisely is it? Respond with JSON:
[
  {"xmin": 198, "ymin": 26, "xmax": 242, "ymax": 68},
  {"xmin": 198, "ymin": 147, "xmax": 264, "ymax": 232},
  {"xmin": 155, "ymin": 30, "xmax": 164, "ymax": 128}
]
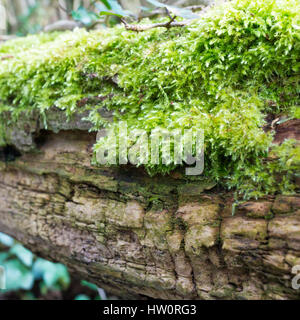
[
  {"xmin": 164, "ymin": 8, "xmax": 177, "ymax": 28},
  {"xmin": 121, "ymin": 17, "xmax": 190, "ymax": 32},
  {"xmin": 165, "ymin": 7, "xmax": 173, "ymax": 20}
]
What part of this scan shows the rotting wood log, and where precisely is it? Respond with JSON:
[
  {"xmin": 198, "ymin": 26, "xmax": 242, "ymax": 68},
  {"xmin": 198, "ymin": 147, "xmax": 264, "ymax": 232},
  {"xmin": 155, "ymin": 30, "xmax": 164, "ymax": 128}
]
[{"xmin": 0, "ymin": 111, "xmax": 299, "ymax": 300}]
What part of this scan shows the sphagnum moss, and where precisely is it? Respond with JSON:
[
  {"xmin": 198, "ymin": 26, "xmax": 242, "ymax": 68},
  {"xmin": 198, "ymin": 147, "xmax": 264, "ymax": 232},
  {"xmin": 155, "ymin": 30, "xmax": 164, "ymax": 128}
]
[{"xmin": 0, "ymin": 0, "xmax": 299, "ymax": 200}]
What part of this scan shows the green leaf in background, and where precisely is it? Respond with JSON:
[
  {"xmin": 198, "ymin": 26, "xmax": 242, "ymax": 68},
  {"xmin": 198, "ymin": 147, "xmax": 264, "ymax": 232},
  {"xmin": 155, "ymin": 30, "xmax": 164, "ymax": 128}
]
[
  {"xmin": 0, "ymin": 233, "xmax": 100, "ymax": 299},
  {"xmin": 96, "ymin": 0, "xmax": 132, "ymax": 18},
  {"xmin": 17, "ymin": 3, "xmax": 41, "ymax": 35},
  {"xmin": 10, "ymin": 244, "xmax": 33, "ymax": 267},
  {"xmin": 97, "ymin": 0, "xmax": 112, "ymax": 10},
  {"xmin": 0, "ymin": 232, "xmax": 14, "ymax": 247},
  {"xmin": 98, "ymin": 11, "xmax": 123, "ymax": 18},
  {"xmin": 3, "ymin": 259, "xmax": 34, "ymax": 291},
  {"xmin": 0, "ymin": 252, "xmax": 9, "ymax": 264},
  {"xmin": 74, "ymin": 294, "xmax": 91, "ymax": 300},
  {"xmin": 72, "ymin": 6, "xmax": 98, "ymax": 26},
  {"xmin": 33, "ymin": 258, "xmax": 70, "ymax": 289},
  {"xmin": 81, "ymin": 280, "xmax": 99, "ymax": 291}
]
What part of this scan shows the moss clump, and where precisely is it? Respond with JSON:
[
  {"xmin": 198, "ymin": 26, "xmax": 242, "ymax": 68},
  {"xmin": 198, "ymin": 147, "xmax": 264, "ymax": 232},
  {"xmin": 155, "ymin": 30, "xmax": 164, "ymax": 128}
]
[{"xmin": 0, "ymin": 0, "xmax": 299, "ymax": 199}]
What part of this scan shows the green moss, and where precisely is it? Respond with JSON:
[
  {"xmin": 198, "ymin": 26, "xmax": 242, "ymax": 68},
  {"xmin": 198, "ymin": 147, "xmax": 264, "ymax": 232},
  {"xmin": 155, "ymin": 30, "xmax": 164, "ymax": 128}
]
[{"xmin": 0, "ymin": 0, "xmax": 299, "ymax": 199}]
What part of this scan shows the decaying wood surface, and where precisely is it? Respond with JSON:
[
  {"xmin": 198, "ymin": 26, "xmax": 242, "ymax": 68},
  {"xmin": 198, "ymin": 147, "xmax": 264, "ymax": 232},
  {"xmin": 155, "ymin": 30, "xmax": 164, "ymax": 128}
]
[{"xmin": 0, "ymin": 110, "xmax": 299, "ymax": 300}]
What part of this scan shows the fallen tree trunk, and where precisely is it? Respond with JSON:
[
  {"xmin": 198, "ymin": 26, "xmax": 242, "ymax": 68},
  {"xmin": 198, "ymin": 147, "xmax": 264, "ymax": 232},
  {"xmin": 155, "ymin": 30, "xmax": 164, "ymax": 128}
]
[
  {"xmin": 0, "ymin": 0, "xmax": 299, "ymax": 300},
  {"xmin": 0, "ymin": 113, "xmax": 299, "ymax": 300}
]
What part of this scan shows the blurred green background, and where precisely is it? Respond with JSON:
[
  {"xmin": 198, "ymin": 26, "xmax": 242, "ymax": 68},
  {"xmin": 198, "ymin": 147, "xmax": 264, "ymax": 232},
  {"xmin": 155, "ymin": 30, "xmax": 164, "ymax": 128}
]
[
  {"xmin": 0, "ymin": 232, "xmax": 108, "ymax": 300},
  {"xmin": 0, "ymin": 0, "xmax": 209, "ymax": 36}
]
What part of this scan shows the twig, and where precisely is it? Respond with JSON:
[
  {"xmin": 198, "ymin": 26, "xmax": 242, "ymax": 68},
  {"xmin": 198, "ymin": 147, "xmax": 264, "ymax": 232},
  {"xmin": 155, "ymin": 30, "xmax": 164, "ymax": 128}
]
[
  {"xmin": 121, "ymin": 17, "xmax": 190, "ymax": 32},
  {"xmin": 164, "ymin": 8, "xmax": 177, "ymax": 27},
  {"xmin": 165, "ymin": 7, "xmax": 173, "ymax": 20}
]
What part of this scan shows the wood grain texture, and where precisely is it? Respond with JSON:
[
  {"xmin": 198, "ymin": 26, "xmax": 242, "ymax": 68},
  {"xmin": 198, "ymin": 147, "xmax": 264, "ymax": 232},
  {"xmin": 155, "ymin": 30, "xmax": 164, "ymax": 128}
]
[{"xmin": 0, "ymin": 117, "xmax": 299, "ymax": 299}]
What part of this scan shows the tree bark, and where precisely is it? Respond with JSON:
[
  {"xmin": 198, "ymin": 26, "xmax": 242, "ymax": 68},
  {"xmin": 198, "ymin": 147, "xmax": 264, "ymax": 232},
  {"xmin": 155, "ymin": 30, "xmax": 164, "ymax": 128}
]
[{"xmin": 0, "ymin": 111, "xmax": 299, "ymax": 300}]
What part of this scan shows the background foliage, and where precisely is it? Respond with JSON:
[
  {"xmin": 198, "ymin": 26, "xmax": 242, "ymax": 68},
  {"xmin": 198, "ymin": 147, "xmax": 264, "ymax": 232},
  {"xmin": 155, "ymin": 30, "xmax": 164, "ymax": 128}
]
[{"xmin": 0, "ymin": 232, "xmax": 103, "ymax": 300}]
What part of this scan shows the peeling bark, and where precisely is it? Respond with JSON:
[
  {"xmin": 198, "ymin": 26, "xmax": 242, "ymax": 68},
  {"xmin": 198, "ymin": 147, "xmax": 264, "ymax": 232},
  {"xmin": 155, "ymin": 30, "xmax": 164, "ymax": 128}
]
[{"xmin": 0, "ymin": 115, "xmax": 299, "ymax": 300}]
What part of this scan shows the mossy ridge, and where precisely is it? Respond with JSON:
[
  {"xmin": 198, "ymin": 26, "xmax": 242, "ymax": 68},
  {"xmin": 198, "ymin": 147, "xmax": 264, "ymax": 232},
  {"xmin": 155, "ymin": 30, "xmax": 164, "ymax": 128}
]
[{"xmin": 0, "ymin": 0, "xmax": 299, "ymax": 200}]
